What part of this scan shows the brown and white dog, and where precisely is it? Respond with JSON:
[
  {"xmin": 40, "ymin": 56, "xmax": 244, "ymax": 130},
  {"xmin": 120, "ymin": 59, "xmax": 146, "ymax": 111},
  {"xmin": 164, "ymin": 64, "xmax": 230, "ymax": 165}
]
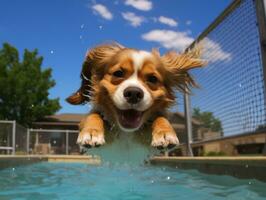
[{"xmin": 66, "ymin": 42, "xmax": 205, "ymax": 148}]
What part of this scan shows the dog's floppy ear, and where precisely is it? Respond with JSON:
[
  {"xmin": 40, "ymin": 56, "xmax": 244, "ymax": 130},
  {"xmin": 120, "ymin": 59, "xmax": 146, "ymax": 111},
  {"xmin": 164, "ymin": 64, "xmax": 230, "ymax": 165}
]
[
  {"xmin": 66, "ymin": 43, "xmax": 124, "ymax": 105},
  {"xmin": 161, "ymin": 46, "xmax": 207, "ymax": 94}
]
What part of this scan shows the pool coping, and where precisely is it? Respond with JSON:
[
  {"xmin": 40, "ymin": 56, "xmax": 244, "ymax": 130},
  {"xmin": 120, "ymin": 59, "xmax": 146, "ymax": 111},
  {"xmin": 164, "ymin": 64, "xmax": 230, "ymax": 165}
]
[
  {"xmin": 0, "ymin": 155, "xmax": 101, "ymax": 170},
  {"xmin": 150, "ymin": 156, "xmax": 266, "ymax": 182}
]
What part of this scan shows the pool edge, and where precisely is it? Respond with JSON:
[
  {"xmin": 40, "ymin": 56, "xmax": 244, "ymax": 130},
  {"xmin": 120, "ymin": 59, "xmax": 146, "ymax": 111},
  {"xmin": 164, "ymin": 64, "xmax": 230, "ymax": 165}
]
[
  {"xmin": 0, "ymin": 155, "xmax": 101, "ymax": 169},
  {"xmin": 150, "ymin": 156, "xmax": 266, "ymax": 182}
]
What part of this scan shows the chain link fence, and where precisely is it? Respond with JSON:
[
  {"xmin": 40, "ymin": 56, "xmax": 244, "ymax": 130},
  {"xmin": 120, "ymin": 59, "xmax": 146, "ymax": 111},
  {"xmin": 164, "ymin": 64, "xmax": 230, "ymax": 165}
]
[
  {"xmin": 187, "ymin": 0, "xmax": 266, "ymax": 141},
  {"xmin": 167, "ymin": 0, "xmax": 266, "ymax": 156}
]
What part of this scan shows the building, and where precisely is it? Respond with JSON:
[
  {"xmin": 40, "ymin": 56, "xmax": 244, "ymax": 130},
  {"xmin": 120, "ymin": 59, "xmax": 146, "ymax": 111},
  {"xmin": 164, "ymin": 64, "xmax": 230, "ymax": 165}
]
[
  {"xmin": 31, "ymin": 112, "xmax": 202, "ymax": 154},
  {"xmin": 32, "ymin": 113, "xmax": 265, "ymax": 156},
  {"xmin": 33, "ymin": 113, "xmax": 85, "ymax": 130}
]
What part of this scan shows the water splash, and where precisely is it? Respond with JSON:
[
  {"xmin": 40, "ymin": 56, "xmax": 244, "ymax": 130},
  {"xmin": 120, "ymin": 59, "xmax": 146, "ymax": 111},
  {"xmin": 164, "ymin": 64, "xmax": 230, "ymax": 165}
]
[{"xmin": 85, "ymin": 131, "xmax": 158, "ymax": 166}]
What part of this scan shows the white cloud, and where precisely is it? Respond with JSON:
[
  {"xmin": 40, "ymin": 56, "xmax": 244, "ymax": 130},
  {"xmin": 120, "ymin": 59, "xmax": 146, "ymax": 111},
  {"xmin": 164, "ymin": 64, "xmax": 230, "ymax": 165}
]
[
  {"xmin": 186, "ymin": 20, "xmax": 192, "ymax": 25},
  {"xmin": 158, "ymin": 16, "xmax": 177, "ymax": 27},
  {"xmin": 142, "ymin": 30, "xmax": 231, "ymax": 62},
  {"xmin": 92, "ymin": 4, "xmax": 113, "ymax": 20},
  {"xmin": 200, "ymin": 38, "xmax": 232, "ymax": 63},
  {"xmin": 122, "ymin": 12, "xmax": 145, "ymax": 27},
  {"xmin": 125, "ymin": 0, "xmax": 152, "ymax": 11},
  {"xmin": 142, "ymin": 29, "xmax": 194, "ymax": 51}
]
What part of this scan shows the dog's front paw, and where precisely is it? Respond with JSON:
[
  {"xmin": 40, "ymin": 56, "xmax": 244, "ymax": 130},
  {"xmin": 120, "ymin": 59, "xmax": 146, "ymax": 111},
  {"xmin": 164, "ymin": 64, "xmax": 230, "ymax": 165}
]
[
  {"xmin": 151, "ymin": 130, "xmax": 179, "ymax": 148},
  {"xmin": 77, "ymin": 129, "xmax": 105, "ymax": 147}
]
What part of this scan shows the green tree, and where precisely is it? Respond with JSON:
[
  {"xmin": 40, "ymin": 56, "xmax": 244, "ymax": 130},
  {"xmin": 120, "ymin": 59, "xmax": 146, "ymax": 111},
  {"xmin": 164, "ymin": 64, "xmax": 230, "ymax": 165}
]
[
  {"xmin": 0, "ymin": 43, "xmax": 61, "ymax": 126},
  {"xmin": 193, "ymin": 107, "xmax": 222, "ymax": 132}
]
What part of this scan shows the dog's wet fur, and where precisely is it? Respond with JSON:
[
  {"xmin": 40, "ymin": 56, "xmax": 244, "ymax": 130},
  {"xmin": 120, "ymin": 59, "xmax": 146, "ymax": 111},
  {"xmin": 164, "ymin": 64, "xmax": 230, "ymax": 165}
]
[{"xmin": 66, "ymin": 42, "xmax": 205, "ymax": 149}]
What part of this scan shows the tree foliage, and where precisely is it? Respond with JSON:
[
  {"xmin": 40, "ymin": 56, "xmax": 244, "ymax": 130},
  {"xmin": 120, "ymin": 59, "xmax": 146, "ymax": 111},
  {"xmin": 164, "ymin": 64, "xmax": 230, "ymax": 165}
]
[
  {"xmin": 0, "ymin": 43, "xmax": 61, "ymax": 126},
  {"xmin": 192, "ymin": 107, "xmax": 222, "ymax": 132}
]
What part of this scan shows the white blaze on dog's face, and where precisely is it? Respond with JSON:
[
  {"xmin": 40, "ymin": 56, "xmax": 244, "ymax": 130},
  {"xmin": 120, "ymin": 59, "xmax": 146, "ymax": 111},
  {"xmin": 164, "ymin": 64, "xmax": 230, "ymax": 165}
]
[
  {"xmin": 112, "ymin": 51, "xmax": 153, "ymax": 131},
  {"xmin": 113, "ymin": 51, "xmax": 153, "ymax": 111},
  {"xmin": 99, "ymin": 49, "xmax": 170, "ymax": 132}
]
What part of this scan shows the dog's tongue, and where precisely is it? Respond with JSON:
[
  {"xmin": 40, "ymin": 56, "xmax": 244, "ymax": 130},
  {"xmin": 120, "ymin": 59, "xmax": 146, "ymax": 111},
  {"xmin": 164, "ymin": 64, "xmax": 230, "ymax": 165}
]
[{"xmin": 119, "ymin": 109, "xmax": 142, "ymax": 129}]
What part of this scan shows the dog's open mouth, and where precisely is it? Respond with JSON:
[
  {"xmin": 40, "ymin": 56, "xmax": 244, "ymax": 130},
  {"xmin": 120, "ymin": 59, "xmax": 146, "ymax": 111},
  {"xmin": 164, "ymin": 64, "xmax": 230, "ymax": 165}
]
[{"xmin": 117, "ymin": 109, "xmax": 143, "ymax": 130}]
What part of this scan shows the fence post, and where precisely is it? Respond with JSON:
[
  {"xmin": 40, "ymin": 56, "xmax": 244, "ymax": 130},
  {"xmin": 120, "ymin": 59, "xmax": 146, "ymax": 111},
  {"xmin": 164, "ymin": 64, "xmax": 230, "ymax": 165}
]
[
  {"xmin": 66, "ymin": 130, "xmax": 69, "ymax": 155},
  {"xmin": 26, "ymin": 128, "xmax": 30, "ymax": 154},
  {"xmin": 12, "ymin": 121, "xmax": 16, "ymax": 155},
  {"xmin": 255, "ymin": 0, "xmax": 266, "ymax": 111},
  {"xmin": 184, "ymin": 90, "xmax": 194, "ymax": 156}
]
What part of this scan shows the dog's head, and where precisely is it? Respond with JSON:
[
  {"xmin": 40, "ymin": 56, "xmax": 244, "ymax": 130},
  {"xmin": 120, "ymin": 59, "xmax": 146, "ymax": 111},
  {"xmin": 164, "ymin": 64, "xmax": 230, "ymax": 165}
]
[{"xmin": 67, "ymin": 43, "xmax": 205, "ymax": 132}]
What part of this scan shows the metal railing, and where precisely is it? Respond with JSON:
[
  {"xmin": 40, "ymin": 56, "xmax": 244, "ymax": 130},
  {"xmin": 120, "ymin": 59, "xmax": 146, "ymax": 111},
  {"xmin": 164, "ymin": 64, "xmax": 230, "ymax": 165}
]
[
  {"xmin": 0, "ymin": 120, "xmax": 16, "ymax": 155},
  {"xmin": 28, "ymin": 129, "xmax": 79, "ymax": 155},
  {"xmin": 0, "ymin": 120, "xmax": 80, "ymax": 155}
]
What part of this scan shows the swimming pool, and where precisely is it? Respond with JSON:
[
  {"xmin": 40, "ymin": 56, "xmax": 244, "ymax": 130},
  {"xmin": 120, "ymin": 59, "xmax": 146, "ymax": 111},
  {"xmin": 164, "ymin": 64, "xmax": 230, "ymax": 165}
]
[
  {"xmin": 0, "ymin": 134, "xmax": 266, "ymax": 200},
  {"xmin": 0, "ymin": 162, "xmax": 266, "ymax": 200}
]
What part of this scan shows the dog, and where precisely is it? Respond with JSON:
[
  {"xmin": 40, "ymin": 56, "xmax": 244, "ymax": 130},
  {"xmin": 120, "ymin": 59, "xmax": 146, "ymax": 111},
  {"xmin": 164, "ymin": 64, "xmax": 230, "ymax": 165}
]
[{"xmin": 66, "ymin": 42, "xmax": 205, "ymax": 148}]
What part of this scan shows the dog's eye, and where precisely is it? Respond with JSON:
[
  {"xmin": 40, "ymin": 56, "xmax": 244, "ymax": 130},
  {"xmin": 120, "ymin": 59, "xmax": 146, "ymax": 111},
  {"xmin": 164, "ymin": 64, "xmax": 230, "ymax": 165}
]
[
  {"xmin": 113, "ymin": 69, "xmax": 124, "ymax": 78},
  {"xmin": 147, "ymin": 75, "xmax": 158, "ymax": 84}
]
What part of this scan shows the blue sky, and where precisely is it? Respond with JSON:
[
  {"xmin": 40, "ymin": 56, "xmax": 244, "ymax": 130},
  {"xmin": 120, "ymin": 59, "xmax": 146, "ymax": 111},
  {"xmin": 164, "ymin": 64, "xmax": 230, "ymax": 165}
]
[{"xmin": 0, "ymin": 0, "xmax": 232, "ymax": 114}]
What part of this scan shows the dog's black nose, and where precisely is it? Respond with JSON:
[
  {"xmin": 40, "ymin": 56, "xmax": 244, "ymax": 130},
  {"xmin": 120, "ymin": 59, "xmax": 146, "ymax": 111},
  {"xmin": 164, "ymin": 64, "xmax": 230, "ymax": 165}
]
[{"xmin": 124, "ymin": 87, "xmax": 144, "ymax": 104}]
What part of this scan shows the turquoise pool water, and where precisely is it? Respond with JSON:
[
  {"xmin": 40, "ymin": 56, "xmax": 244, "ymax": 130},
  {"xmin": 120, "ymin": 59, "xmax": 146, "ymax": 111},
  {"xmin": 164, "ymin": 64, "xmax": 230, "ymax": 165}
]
[
  {"xmin": 1, "ymin": 162, "xmax": 266, "ymax": 200},
  {"xmin": 0, "ymin": 134, "xmax": 266, "ymax": 200}
]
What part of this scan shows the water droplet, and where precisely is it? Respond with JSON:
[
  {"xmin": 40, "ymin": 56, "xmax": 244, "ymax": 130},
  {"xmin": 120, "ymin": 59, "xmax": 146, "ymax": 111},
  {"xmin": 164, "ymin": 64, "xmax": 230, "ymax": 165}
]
[
  {"xmin": 248, "ymin": 181, "xmax": 252, "ymax": 185},
  {"xmin": 239, "ymin": 83, "xmax": 242, "ymax": 87},
  {"xmin": 79, "ymin": 35, "xmax": 83, "ymax": 40},
  {"xmin": 12, "ymin": 168, "xmax": 15, "ymax": 171},
  {"xmin": 99, "ymin": 25, "xmax": 103, "ymax": 30},
  {"xmin": 245, "ymin": 164, "xmax": 249, "ymax": 168},
  {"xmin": 150, "ymin": 180, "xmax": 154, "ymax": 183},
  {"xmin": 50, "ymin": 50, "xmax": 54, "ymax": 54},
  {"xmin": 167, "ymin": 176, "xmax": 170, "ymax": 180}
]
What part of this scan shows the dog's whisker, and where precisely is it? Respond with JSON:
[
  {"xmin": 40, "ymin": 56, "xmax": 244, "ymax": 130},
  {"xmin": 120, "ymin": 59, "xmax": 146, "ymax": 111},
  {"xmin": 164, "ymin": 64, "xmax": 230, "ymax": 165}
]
[
  {"xmin": 81, "ymin": 72, "xmax": 90, "ymax": 81},
  {"xmin": 82, "ymin": 93, "xmax": 92, "ymax": 98},
  {"xmin": 84, "ymin": 89, "xmax": 92, "ymax": 93}
]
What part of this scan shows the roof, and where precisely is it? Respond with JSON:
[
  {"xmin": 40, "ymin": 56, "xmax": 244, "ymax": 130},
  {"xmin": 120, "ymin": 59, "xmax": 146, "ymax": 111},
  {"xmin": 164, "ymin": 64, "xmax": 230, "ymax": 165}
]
[
  {"xmin": 35, "ymin": 112, "xmax": 201, "ymax": 126},
  {"xmin": 40, "ymin": 113, "xmax": 86, "ymax": 123},
  {"xmin": 168, "ymin": 112, "xmax": 201, "ymax": 125}
]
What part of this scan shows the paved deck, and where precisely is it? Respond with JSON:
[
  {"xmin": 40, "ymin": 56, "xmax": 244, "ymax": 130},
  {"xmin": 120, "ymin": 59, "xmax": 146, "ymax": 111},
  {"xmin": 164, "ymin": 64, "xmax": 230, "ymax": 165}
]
[
  {"xmin": 150, "ymin": 156, "xmax": 266, "ymax": 182},
  {"xmin": 0, "ymin": 155, "xmax": 101, "ymax": 170}
]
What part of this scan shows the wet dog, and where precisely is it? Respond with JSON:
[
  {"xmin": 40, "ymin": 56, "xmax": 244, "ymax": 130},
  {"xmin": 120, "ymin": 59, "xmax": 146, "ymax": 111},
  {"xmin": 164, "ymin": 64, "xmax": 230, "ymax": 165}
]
[{"xmin": 67, "ymin": 43, "xmax": 205, "ymax": 148}]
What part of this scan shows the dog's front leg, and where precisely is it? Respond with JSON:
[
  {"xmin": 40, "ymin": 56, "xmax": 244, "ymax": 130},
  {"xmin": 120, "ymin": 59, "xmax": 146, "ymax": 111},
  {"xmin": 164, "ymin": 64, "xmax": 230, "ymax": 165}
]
[
  {"xmin": 77, "ymin": 113, "xmax": 105, "ymax": 147},
  {"xmin": 151, "ymin": 116, "xmax": 179, "ymax": 148}
]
